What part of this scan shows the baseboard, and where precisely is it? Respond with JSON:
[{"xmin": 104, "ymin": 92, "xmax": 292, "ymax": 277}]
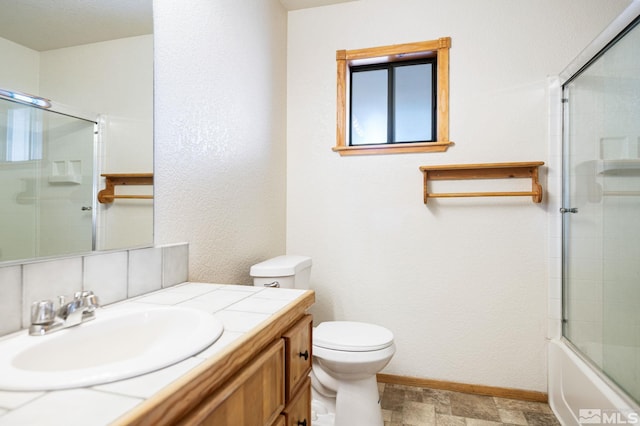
[{"xmin": 376, "ymin": 373, "xmax": 548, "ymax": 403}]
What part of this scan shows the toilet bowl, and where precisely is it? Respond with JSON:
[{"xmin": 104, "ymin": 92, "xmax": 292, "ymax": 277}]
[
  {"xmin": 250, "ymin": 255, "xmax": 396, "ymax": 426},
  {"xmin": 312, "ymin": 321, "xmax": 395, "ymax": 426}
]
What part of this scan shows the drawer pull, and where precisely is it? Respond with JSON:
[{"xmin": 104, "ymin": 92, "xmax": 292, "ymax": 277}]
[
  {"xmin": 297, "ymin": 420, "xmax": 307, "ymax": 426},
  {"xmin": 298, "ymin": 350, "xmax": 309, "ymax": 361}
]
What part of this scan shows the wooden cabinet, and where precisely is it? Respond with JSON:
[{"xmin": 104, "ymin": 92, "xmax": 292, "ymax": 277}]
[
  {"xmin": 179, "ymin": 340, "xmax": 285, "ymax": 425},
  {"xmin": 283, "ymin": 315, "xmax": 313, "ymax": 400},
  {"xmin": 283, "ymin": 377, "xmax": 311, "ymax": 426},
  {"xmin": 179, "ymin": 315, "xmax": 313, "ymax": 426},
  {"xmin": 282, "ymin": 315, "xmax": 312, "ymax": 426}
]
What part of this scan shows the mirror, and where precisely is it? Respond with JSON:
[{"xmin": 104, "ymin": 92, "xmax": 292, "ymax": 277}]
[{"xmin": 0, "ymin": 0, "xmax": 153, "ymax": 263}]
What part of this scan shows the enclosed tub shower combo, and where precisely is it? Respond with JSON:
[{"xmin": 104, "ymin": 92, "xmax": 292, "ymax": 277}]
[{"xmin": 550, "ymin": 3, "xmax": 640, "ymax": 424}]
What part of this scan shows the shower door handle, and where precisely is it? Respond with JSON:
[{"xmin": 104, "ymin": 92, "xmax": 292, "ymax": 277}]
[{"xmin": 559, "ymin": 207, "xmax": 578, "ymax": 214}]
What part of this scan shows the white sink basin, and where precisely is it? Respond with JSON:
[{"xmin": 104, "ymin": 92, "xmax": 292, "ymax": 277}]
[{"xmin": 0, "ymin": 304, "xmax": 224, "ymax": 391}]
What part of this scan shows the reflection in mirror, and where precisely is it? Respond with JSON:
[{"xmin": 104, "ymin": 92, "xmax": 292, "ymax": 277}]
[
  {"xmin": 0, "ymin": 0, "xmax": 153, "ymax": 263},
  {"xmin": 0, "ymin": 96, "xmax": 96, "ymax": 261}
]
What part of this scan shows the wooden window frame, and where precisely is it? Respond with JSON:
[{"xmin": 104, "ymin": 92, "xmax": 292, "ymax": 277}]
[{"xmin": 334, "ymin": 37, "xmax": 453, "ymax": 156}]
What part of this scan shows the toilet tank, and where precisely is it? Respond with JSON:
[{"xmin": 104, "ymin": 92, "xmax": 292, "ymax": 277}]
[{"xmin": 250, "ymin": 255, "xmax": 312, "ymax": 289}]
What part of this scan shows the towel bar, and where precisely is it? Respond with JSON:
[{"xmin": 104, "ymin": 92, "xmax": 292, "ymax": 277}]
[{"xmin": 419, "ymin": 162, "xmax": 544, "ymax": 204}]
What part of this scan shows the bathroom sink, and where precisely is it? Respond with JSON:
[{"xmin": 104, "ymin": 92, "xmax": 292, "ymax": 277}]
[{"xmin": 0, "ymin": 304, "xmax": 224, "ymax": 391}]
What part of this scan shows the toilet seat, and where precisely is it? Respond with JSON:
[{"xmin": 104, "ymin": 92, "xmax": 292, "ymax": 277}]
[{"xmin": 314, "ymin": 321, "xmax": 394, "ymax": 352}]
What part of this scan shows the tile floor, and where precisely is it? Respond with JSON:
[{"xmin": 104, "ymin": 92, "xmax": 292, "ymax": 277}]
[{"xmin": 379, "ymin": 383, "xmax": 561, "ymax": 426}]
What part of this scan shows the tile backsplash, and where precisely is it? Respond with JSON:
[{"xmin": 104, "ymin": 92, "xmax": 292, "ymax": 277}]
[{"xmin": 0, "ymin": 243, "xmax": 189, "ymax": 337}]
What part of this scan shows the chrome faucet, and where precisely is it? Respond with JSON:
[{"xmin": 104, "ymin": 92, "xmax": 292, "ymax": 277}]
[{"xmin": 29, "ymin": 291, "xmax": 100, "ymax": 336}]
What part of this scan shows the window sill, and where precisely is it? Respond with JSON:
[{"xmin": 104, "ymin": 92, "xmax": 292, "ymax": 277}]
[{"xmin": 332, "ymin": 141, "xmax": 454, "ymax": 156}]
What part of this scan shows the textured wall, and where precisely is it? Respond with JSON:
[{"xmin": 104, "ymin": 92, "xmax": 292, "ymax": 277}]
[
  {"xmin": 153, "ymin": 0, "xmax": 288, "ymax": 283},
  {"xmin": 285, "ymin": 0, "xmax": 631, "ymax": 392}
]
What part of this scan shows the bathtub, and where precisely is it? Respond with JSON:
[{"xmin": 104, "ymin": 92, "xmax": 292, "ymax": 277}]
[{"xmin": 548, "ymin": 339, "xmax": 639, "ymax": 425}]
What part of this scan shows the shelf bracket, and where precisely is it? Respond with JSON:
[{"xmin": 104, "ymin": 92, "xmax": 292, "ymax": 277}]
[{"xmin": 419, "ymin": 162, "xmax": 544, "ymax": 204}]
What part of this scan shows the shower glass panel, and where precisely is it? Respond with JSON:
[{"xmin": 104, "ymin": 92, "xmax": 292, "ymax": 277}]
[
  {"xmin": 562, "ymin": 17, "xmax": 640, "ymax": 405},
  {"xmin": 0, "ymin": 97, "xmax": 95, "ymax": 262}
]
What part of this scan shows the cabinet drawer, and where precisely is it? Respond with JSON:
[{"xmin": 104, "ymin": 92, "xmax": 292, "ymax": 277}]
[
  {"xmin": 283, "ymin": 376, "xmax": 311, "ymax": 426},
  {"xmin": 180, "ymin": 340, "xmax": 285, "ymax": 426},
  {"xmin": 282, "ymin": 315, "xmax": 313, "ymax": 400}
]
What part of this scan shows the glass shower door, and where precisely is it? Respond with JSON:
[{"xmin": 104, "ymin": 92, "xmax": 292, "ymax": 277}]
[
  {"xmin": 37, "ymin": 109, "xmax": 95, "ymax": 257},
  {"xmin": 0, "ymin": 97, "xmax": 95, "ymax": 261},
  {"xmin": 562, "ymin": 18, "xmax": 640, "ymax": 405}
]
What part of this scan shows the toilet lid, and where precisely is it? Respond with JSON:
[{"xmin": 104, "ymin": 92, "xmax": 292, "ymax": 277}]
[{"xmin": 313, "ymin": 321, "xmax": 394, "ymax": 352}]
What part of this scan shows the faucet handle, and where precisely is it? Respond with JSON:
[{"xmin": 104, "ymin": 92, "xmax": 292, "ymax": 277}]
[
  {"xmin": 31, "ymin": 300, "xmax": 56, "ymax": 325},
  {"xmin": 81, "ymin": 291, "xmax": 100, "ymax": 310}
]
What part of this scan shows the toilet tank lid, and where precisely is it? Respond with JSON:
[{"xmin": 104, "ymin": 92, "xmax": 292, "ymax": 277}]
[
  {"xmin": 250, "ymin": 255, "xmax": 312, "ymax": 277},
  {"xmin": 314, "ymin": 321, "xmax": 394, "ymax": 352}
]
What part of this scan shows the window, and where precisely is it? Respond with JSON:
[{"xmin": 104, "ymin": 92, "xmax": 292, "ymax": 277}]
[
  {"xmin": 351, "ymin": 59, "xmax": 436, "ymax": 145},
  {"xmin": 334, "ymin": 37, "xmax": 453, "ymax": 156},
  {"xmin": 2, "ymin": 106, "xmax": 43, "ymax": 162}
]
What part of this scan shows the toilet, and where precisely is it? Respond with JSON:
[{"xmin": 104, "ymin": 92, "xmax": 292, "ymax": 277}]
[{"xmin": 250, "ymin": 255, "xmax": 395, "ymax": 426}]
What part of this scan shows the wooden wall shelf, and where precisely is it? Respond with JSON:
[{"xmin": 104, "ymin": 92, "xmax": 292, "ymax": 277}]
[
  {"xmin": 419, "ymin": 162, "xmax": 544, "ymax": 204},
  {"xmin": 98, "ymin": 173, "xmax": 153, "ymax": 204}
]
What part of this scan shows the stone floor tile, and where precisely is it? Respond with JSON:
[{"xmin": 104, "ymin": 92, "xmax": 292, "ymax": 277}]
[
  {"xmin": 493, "ymin": 397, "xmax": 553, "ymax": 414},
  {"xmin": 391, "ymin": 409, "xmax": 404, "ymax": 422},
  {"xmin": 422, "ymin": 388, "xmax": 452, "ymax": 414},
  {"xmin": 524, "ymin": 410, "xmax": 562, "ymax": 426},
  {"xmin": 435, "ymin": 413, "xmax": 466, "ymax": 425},
  {"xmin": 403, "ymin": 401, "xmax": 435, "ymax": 425},
  {"xmin": 378, "ymin": 382, "xmax": 560, "ymax": 426},
  {"xmin": 449, "ymin": 392, "xmax": 501, "ymax": 422},
  {"xmin": 498, "ymin": 408, "xmax": 528, "ymax": 425},
  {"xmin": 382, "ymin": 384, "xmax": 408, "ymax": 411},
  {"xmin": 382, "ymin": 408, "xmax": 393, "ymax": 422},
  {"xmin": 466, "ymin": 417, "xmax": 503, "ymax": 426},
  {"xmin": 404, "ymin": 387, "xmax": 425, "ymax": 403},
  {"xmin": 465, "ymin": 419, "xmax": 503, "ymax": 426}
]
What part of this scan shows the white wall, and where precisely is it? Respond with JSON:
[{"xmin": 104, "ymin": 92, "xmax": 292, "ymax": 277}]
[
  {"xmin": 0, "ymin": 38, "xmax": 41, "ymax": 261},
  {"xmin": 0, "ymin": 37, "xmax": 39, "ymax": 94},
  {"xmin": 153, "ymin": 0, "xmax": 288, "ymax": 283},
  {"xmin": 39, "ymin": 36, "xmax": 154, "ymax": 250},
  {"xmin": 285, "ymin": 0, "xmax": 631, "ymax": 392}
]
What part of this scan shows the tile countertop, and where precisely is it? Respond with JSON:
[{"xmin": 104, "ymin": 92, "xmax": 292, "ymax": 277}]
[{"xmin": 0, "ymin": 282, "xmax": 313, "ymax": 426}]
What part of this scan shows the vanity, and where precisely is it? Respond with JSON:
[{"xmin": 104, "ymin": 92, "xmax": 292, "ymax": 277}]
[{"xmin": 0, "ymin": 282, "xmax": 314, "ymax": 426}]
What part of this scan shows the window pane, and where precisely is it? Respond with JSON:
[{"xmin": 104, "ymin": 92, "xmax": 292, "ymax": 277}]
[
  {"xmin": 351, "ymin": 69, "xmax": 388, "ymax": 145},
  {"xmin": 394, "ymin": 63, "xmax": 433, "ymax": 142},
  {"xmin": 5, "ymin": 106, "xmax": 43, "ymax": 162}
]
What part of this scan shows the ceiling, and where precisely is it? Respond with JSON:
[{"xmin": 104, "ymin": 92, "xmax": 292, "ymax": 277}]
[
  {"xmin": 0, "ymin": 0, "xmax": 153, "ymax": 51},
  {"xmin": 0, "ymin": 0, "xmax": 356, "ymax": 52},
  {"xmin": 280, "ymin": 0, "xmax": 359, "ymax": 11}
]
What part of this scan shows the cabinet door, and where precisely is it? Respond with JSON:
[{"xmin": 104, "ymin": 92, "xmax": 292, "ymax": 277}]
[
  {"xmin": 283, "ymin": 377, "xmax": 311, "ymax": 426},
  {"xmin": 180, "ymin": 340, "xmax": 285, "ymax": 426},
  {"xmin": 271, "ymin": 415, "xmax": 286, "ymax": 426},
  {"xmin": 282, "ymin": 315, "xmax": 313, "ymax": 400}
]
